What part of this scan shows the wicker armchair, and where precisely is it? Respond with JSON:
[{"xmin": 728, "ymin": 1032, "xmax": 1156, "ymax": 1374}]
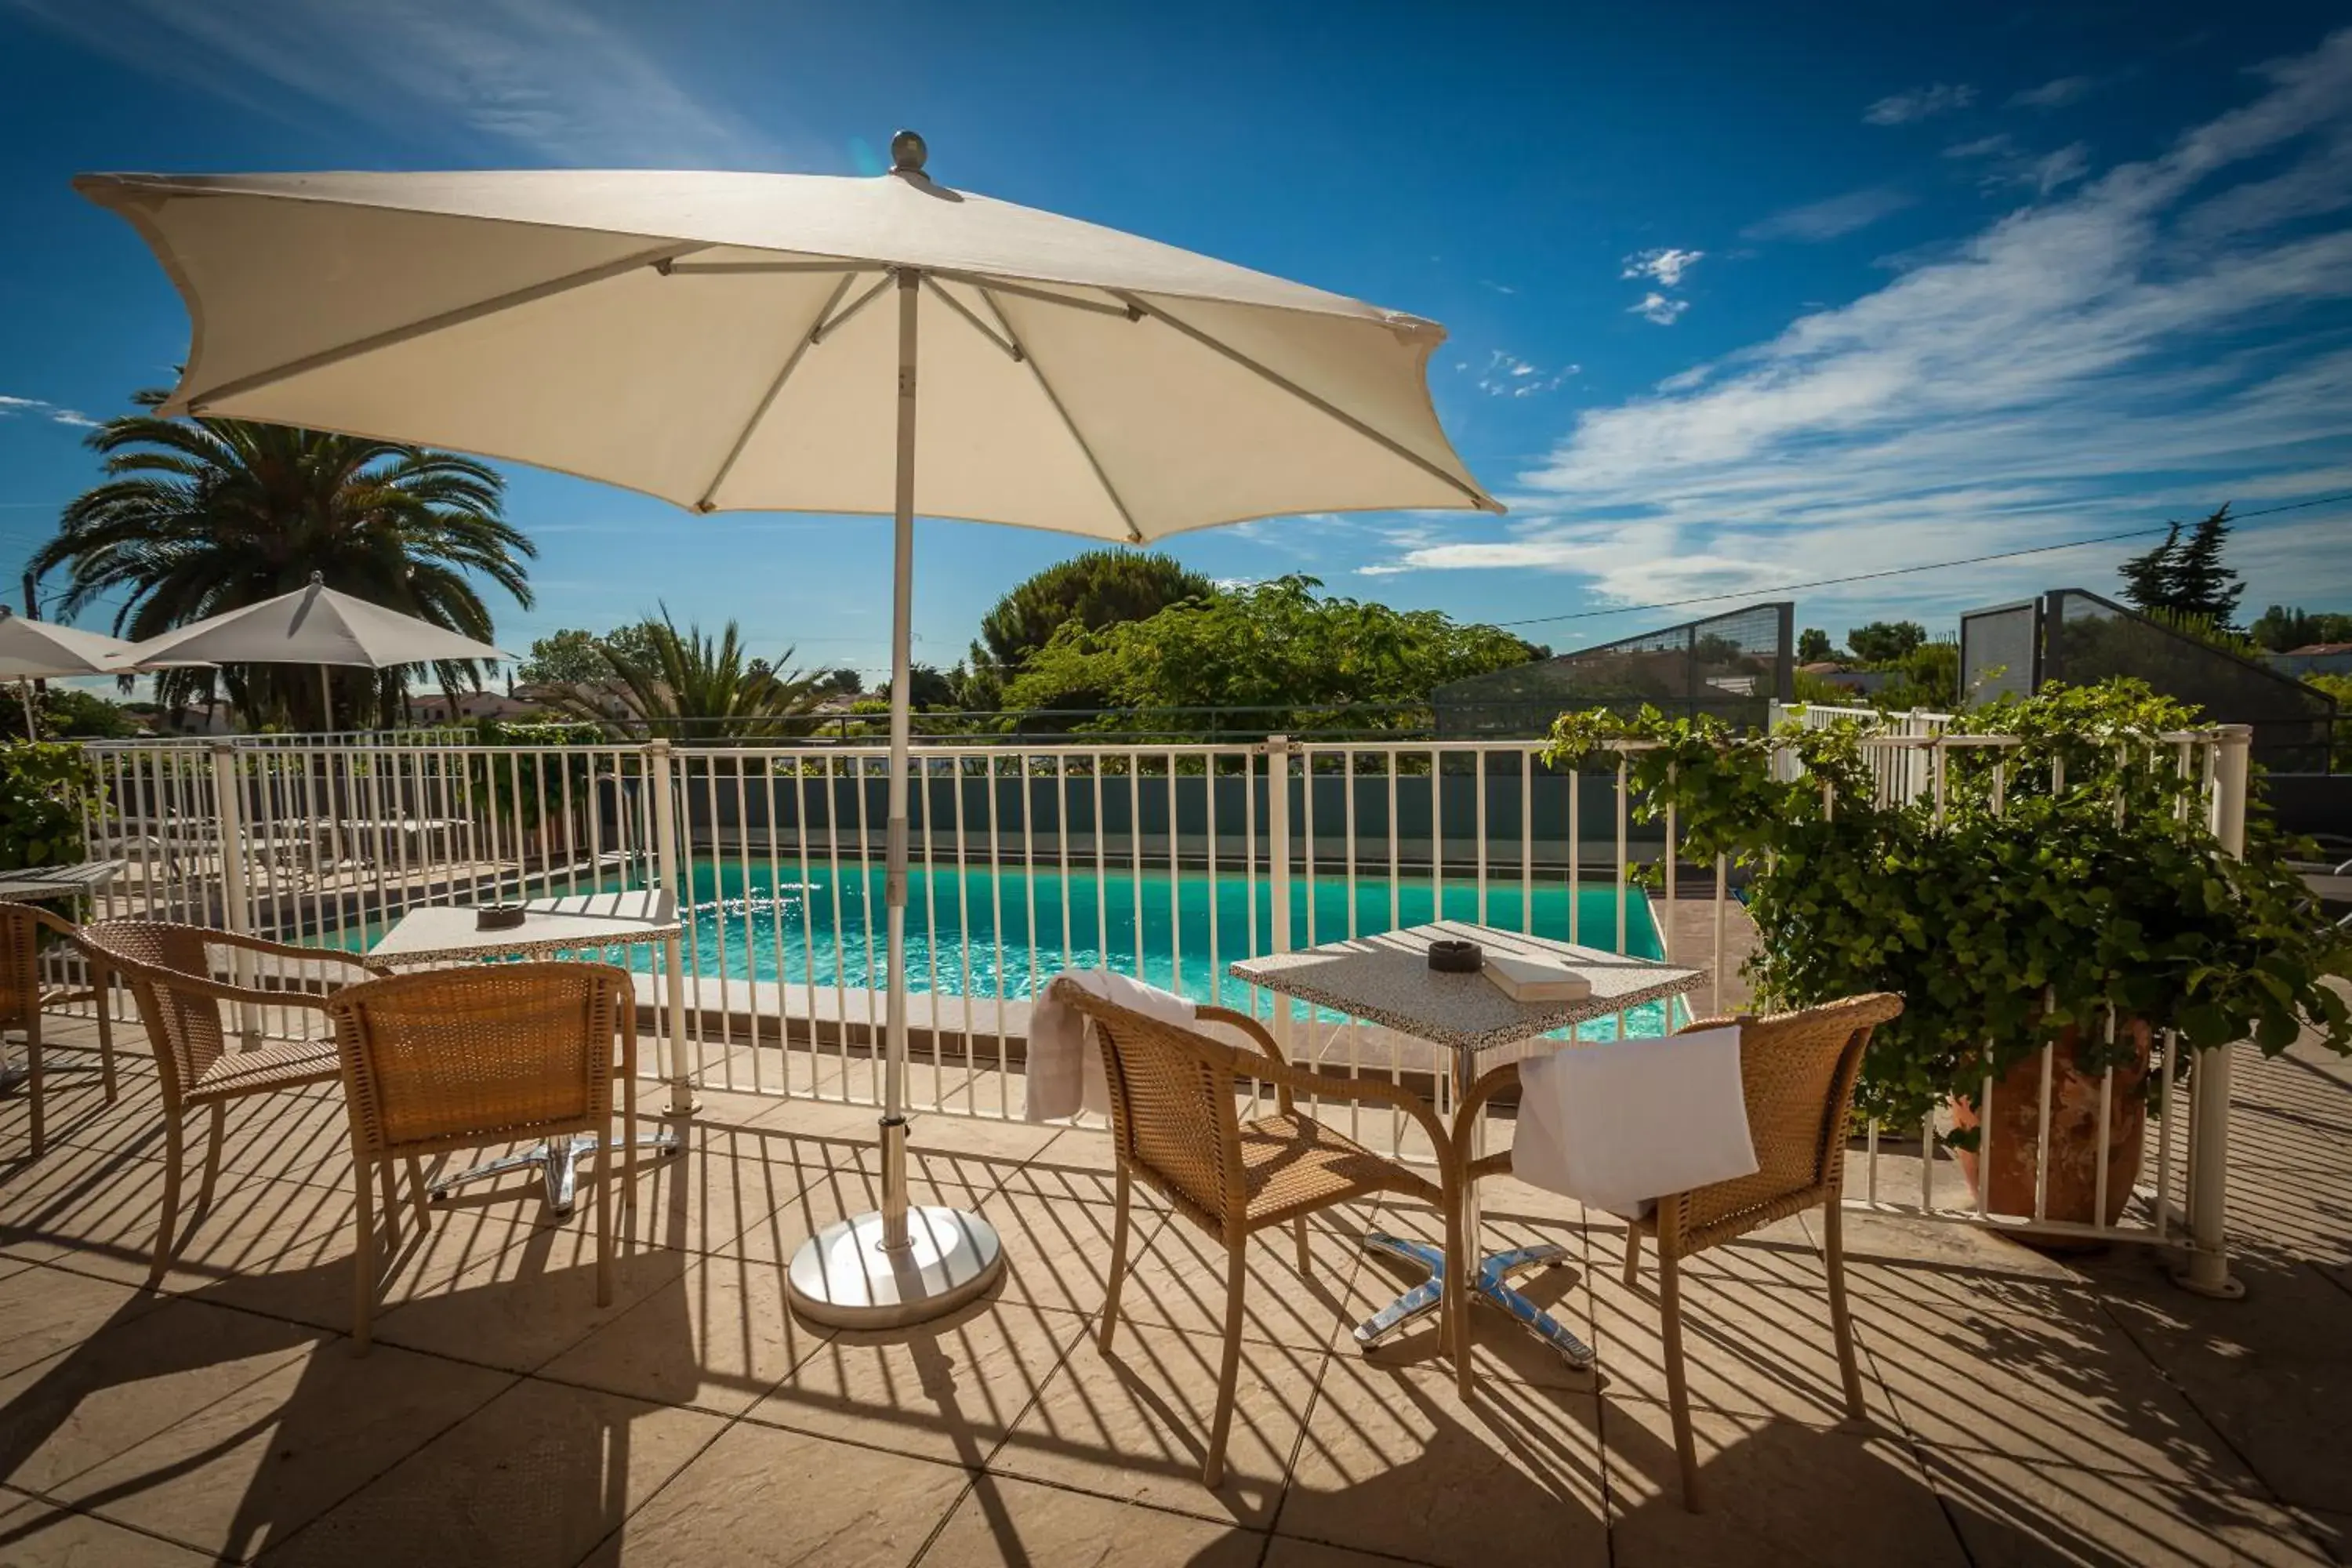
[
  {"xmin": 1452, "ymin": 992, "xmax": 1903, "ymax": 1511},
  {"xmin": 2, "ymin": 901, "xmax": 118, "ymax": 1156},
  {"xmin": 74, "ymin": 919, "xmax": 390, "ymax": 1285},
  {"xmin": 1049, "ymin": 978, "xmax": 1458, "ymax": 1487},
  {"xmin": 326, "ymin": 963, "xmax": 633, "ymax": 1352}
]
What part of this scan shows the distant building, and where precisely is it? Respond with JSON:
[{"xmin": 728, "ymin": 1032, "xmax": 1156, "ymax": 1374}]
[
  {"xmin": 2271, "ymin": 643, "xmax": 2352, "ymax": 678},
  {"xmin": 405, "ymin": 690, "xmax": 551, "ymax": 724}
]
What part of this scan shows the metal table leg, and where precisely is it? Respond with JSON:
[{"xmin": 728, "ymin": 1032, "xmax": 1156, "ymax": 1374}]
[{"xmin": 428, "ymin": 1126, "xmax": 681, "ymax": 1219}]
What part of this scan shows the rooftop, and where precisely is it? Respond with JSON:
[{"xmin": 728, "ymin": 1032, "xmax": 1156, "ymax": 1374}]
[{"xmin": 3, "ymin": 1012, "xmax": 2347, "ymax": 1566}]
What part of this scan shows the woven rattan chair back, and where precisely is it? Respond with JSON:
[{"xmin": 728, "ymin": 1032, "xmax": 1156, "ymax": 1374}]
[
  {"xmin": 328, "ymin": 963, "xmax": 626, "ymax": 1159},
  {"xmin": 1662, "ymin": 992, "xmax": 1902, "ymax": 1254},
  {"xmin": 1059, "ymin": 988, "xmax": 1248, "ymax": 1240},
  {"xmin": 77, "ymin": 921, "xmax": 231, "ymax": 1101},
  {"xmin": 0, "ymin": 903, "xmax": 42, "ymax": 1036}
]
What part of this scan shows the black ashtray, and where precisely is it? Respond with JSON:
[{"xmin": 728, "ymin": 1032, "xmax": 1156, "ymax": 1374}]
[
  {"xmin": 1427, "ymin": 938, "xmax": 1483, "ymax": 974},
  {"xmin": 474, "ymin": 904, "xmax": 528, "ymax": 931}
]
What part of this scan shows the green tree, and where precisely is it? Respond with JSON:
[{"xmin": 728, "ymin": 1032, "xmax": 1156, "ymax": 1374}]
[
  {"xmin": 1797, "ymin": 627, "xmax": 1836, "ymax": 662},
  {"xmin": 517, "ymin": 629, "xmax": 608, "ymax": 687},
  {"xmin": 2118, "ymin": 524, "xmax": 2180, "ymax": 613},
  {"xmin": 812, "ymin": 668, "xmax": 864, "ymax": 698},
  {"xmin": 1002, "ymin": 575, "xmax": 1540, "ymax": 735},
  {"xmin": 965, "ymin": 550, "xmax": 1212, "ymax": 710},
  {"xmin": 544, "ymin": 607, "xmax": 818, "ymax": 740},
  {"xmin": 33, "ymin": 389, "xmax": 532, "ymax": 730},
  {"xmin": 1845, "ymin": 620, "xmax": 1928, "ymax": 664},
  {"xmin": 35, "ymin": 688, "xmax": 140, "ymax": 739},
  {"xmin": 2249, "ymin": 604, "xmax": 2352, "ymax": 652},
  {"xmin": 2164, "ymin": 505, "xmax": 2242, "ymax": 625}
]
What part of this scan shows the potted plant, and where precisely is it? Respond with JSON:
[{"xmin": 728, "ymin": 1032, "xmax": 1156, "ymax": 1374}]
[{"xmin": 1544, "ymin": 681, "xmax": 2350, "ymax": 1229}]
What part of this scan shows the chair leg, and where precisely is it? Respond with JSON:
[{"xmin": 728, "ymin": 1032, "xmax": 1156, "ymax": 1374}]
[
  {"xmin": 25, "ymin": 1012, "xmax": 43, "ymax": 1157},
  {"xmin": 405, "ymin": 1156, "xmax": 430, "ymax": 1228},
  {"xmin": 351, "ymin": 1156, "xmax": 376, "ymax": 1354},
  {"xmin": 593, "ymin": 1113, "xmax": 613, "ymax": 1308},
  {"xmin": 198, "ymin": 1101, "xmax": 227, "ymax": 1215},
  {"xmin": 1203, "ymin": 1238, "xmax": 1247, "ymax": 1488},
  {"xmin": 1622, "ymin": 1225, "xmax": 1643, "ymax": 1287},
  {"xmin": 377, "ymin": 1153, "xmax": 402, "ymax": 1250},
  {"xmin": 622, "ymin": 1039, "xmax": 639, "ymax": 1218},
  {"xmin": 1099, "ymin": 1165, "xmax": 1132, "ymax": 1354},
  {"xmin": 1823, "ymin": 1199, "xmax": 1867, "ymax": 1422},
  {"xmin": 1659, "ymin": 1247, "xmax": 1702, "ymax": 1512},
  {"xmin": 1292, "ymin": 1217, "xmax": 1311, "ymax": 1279},
  {"xmin": 149, "ymin": 1109, "xmax": 184, "ymax": 1288},
  {"xmin": 1450, "ymin": 1178, "xmax": 1475, "ymax": 1402},
  {"xmin": 95, "ymin": 974, "xmax": 117, "ymax": 1102}
]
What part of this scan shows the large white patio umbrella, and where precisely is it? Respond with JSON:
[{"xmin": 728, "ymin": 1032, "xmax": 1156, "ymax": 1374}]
[
  {"xmin": 129, "ymin": 573, "xmax": 509, "ymax": 729},
  {"xmin": 78, "ymin": 132, "xmax": 1500, "ymax": 1328},
  {"xmin": 0, "ymin": 606, "xmax": 189, "ymax": 739}
]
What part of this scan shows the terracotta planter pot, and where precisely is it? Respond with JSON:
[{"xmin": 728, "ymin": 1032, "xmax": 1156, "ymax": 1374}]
[{"xmin": 1950, "ymin": 1019, "xmax": 2151, "ymax": 1229}]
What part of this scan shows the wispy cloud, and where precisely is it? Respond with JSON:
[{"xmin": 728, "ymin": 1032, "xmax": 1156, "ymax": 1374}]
[
  {"xmin": 1948, "ymin": 134, "xmax": 2095, "ymax": 197},
  {"xmin": 9, "ymin": 0, "xmax": 782, "ymax": 165},
  {"xmin": 1363, "ymin": 31, "xmax": 2352, "ymax": 623},
  {"xmin": 1744, "ymin": 186, "xmax": 1915, "ymax": 241},
  {"xmin": 2012, "ymin": 75, "xmax": 2095, "ymax": 110},
  {"xmin": 1864, "ymin": 82, "xmax": 1977, "ymax": 125},
  {"xmin": 1468, "ymin": 350, "xmax": 1579, "ymax": 397},
  {"xmin": 1944, "ymin": 133, "xmax": 2018, "ymax": 160},
  {"xmin": 1629, "ymin": 292, "xmax": 1689, "ymax": 326},
  {"xmin": 1621, "ymin": 247, "xmax": 1704, "ymax": 287},
  {"xmin": 0, "ymin": 394, "xmax": 96, "ymax": 428}
]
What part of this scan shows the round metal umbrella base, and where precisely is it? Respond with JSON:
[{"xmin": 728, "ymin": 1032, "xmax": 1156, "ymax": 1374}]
[{"xmin": 786, "ymin": 1205, "xmax": 1006, "ymax": 1329}]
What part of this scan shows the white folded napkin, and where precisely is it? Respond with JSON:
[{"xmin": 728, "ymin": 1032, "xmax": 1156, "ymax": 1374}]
[
  {"xmin": 1511, "ymin": 1025, "xmax": 1758, "ymax": 1220},
  {"xmin": 1024, "ymin": 968, "xmax": 1197, "ymax": 1123}
]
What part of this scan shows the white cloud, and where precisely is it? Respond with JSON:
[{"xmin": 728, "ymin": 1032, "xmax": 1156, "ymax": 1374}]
[
  {"xmin": 0, "ymin": 394, "xmax": 96, "ymax": 428},
  {"xmin": 1630, "ymin": 292, "xmax": 1689, "ymax": 326},
  {"xmin": 1621, "ymin": 247, "xmax": 1704, "ymax": 287},
  {"xmin": 1944, "ymin": 133, "xmax": 2018, "ymax": 160},
  {"xmin": 2012, "ymin": 75, "xmax": 2094, "ymax": 110},
  {"xmin": 1471, "ymin": 350, "xmax": 1579, "ymax": 397},
  {"xmin": 1744, "ymin": 186, "xmax": 1915, "ymax": 241},
  {"xmin": 10, "ymin": 0, "xmax": 782, "ymax": 165},
  {"xmin": 1864, "ymin": 83, "xmax": 1977, "ymax": 125},
  {"xmin": 1363, "ymin": 30, "xmax": 2352, "ymax": 624}
]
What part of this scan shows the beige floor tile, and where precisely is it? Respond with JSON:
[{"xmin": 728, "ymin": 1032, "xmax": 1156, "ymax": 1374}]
[
  {"xmin": 58, "ymin": 1341, "xmax": 515, "ymax": 1560},
  {"xmin": 1828, "ymin": 1207, "xmax": 2096, "ymax": 1300},
  {"xmin": 746, "ymin": 1297, "xmax": 1085, "ymax": 1469},
  {"xmin": 584, "ymin": 1417, "xmax": 970, "ymax": 1568},
  {"xmin": 1261, "ymin": 1540, "xmax": 1439, "ymax": 1567},
  {"xmin": 0, "ymin": 1491, "xmax": 216, "ymax": 1565},
  {"xmin": 0, "ymin": 1265, "xmax": 163, "ymax": 1382},
  {"xmin": 1919, "ymin": 1445, "xmax": 2336, "ymax": 1566},
  {"xmin": 1280, "ymin": 1359, "xmax": 1606, "ymax": 1568},
  {"xmin": 993, "ymin": 1318, "xmax": 1323, "ymax": 1528},
  {"xmin": 2096, "ymin": 1260, "xmax": 2352, "ymax": 1511},
  {"xmin": 920, "ymin": 1473, "xmax": 1266, "ymax": 1567},
  {"xmin": 620, "ymin": 1117, "xmax": 832, "ymax": 1258},
  {"xmin": 728, "ymin": 1162, "xmax": 1003, "ymax": 1268},
  {"xmin": 366, "ymin": 1220, "xmax": 690, "ymax": 1374},
  {"xmin": 2289, "ymin": 1506, "xmax": 2349, "ymax": 1566},
  {"xmin": 1602, "ymin": 1399, "xmax": 1966, "ymax": 1566},
  {"xmin": 0, "ymin": 1298, "xmax": 318, "ymax": 1498},
  {"xmin": 1584, "ymin": 1261, "xmax": 1883, "ymax": 1423},
  {"xmin": 1112, "ymin": 1203, "xmax": 1388, "ymax": 1353},
  {"xmin": 538, "ymin": 1250, "xmax": 831, "ymax": 1417},
  {"xmin": 258, "ymin": 1375, "xmax": 725, "ymax": 1568},
  {"xmin": 983, "ymin": 1186, "xmax": 1164, "ymax": 1319},
  {"xmin": 902, "ymin": 1112, "xmax": 1063, "ymax": 1167},
  {"xmin": 1856, "ymin": 1288, "xmax": 2263, "ymax": 1489}
]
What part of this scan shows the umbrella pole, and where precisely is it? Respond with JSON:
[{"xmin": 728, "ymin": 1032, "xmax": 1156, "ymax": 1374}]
[
  {"xmin": 17, "ymin": 678, "xmax": 34, "ymax": 741},
  {"xmin": 786, "ymin": 265, "xmax": 1003, "ymax": 1330},
  {"xmin": 319, "ymin": 664, "xmax": 334, "ymax": 733}
]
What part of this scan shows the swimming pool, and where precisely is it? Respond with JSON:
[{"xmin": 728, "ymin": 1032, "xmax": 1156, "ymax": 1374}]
[{"xmin": 655, "ymin": 857, "xmax": 1665, "ymax": 1020}]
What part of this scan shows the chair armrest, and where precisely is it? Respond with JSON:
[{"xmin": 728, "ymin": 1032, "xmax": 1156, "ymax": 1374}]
[
  {"xmin": 209, "ymin": 927, "xmax": 392, "ymax": 980},
  {"xmin": 135, "ymin": 968, "xmax": 340, "ymax": 1013},
  {"xmin": 1195, "ymin": 1005, "xmax": 1287, "ymax": 1067},
  {"xmin": 1250, "ymin": 1055, "xmax": 1455, "ymax": 1184}
]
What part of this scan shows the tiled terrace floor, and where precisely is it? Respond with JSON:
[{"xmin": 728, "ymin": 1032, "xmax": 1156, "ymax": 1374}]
[{"xmin": 2, "ymin": 1014, "xmax": 2347, "ymax": 1566}]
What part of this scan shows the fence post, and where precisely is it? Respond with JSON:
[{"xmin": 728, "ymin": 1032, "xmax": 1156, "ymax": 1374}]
[
  {"xmin": 2176, "ymin": 724, "xmax": 2249, "ymax": 1299},
  {"xmin": 209, "ymin": 742, "xmax": 261, "ymax": 1047},
  {"xmin": 648, "ymin": 740, "xmax": 696, "ymax": 1116},
  {"xmin": 1264, "ymin": 735, "xmax": 1294, "ymax": 1062}
]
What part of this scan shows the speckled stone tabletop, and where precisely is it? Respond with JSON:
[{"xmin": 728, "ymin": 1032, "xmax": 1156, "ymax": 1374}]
[
  {"xmin": 368, "ymin": 889, "xmax": 680, "ymax": 967},
  {"xmin": 1229, "ymin": 920, "xmax": 1704, "ymax": 1058}
]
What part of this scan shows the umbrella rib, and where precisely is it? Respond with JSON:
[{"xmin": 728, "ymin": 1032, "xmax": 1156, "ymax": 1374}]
[
  {"xmin": 809, "ymin": 272, "xmax": 895, "ymax": 343},
  {"xmin": 975, "ymin": 285, "xmax": 1143, "ymax": 543},
  {"xmin": 180, "ymin": 241, "xmax": 708, "ymax": 413},
  {"xmin": 931, "ymin": 270, "xmax": 1138, "ymax": 319},
  {"xmin": 920, "ymin": 277, "xmax": 1021, "ymax": 361},
  {"xmin": 1111, "ymin": 291, "xmax": 1500, "ymax": 514},
  {"xmin": 692, "ymin": 270, "xmax": 859, "ymax": 513}
]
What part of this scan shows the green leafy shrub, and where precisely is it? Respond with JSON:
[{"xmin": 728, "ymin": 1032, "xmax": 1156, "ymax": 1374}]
[
  {"xmin": 0, "ymin": 742, "xmax": 99, "ymax": 870},
  {"xmin": 1544, "ymin": 681, "xmax": 2351, "ymax": 1134}
]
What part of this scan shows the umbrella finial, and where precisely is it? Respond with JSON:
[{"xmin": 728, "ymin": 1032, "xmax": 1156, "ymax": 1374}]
[{"xmin": 889, "ymin": 130, "xmax": 928, "ymax": 177}]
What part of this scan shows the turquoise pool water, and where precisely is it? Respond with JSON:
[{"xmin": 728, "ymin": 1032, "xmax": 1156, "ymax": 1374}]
[{"xmin": 659, "ymin": 857, "xmax": 1664, "ymax": 1021}]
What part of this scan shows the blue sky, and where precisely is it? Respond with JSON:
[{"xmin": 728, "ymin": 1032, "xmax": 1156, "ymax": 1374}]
[{"xmin": 2, "ymin": 1, "xmax": 2349, "ymax": 685}]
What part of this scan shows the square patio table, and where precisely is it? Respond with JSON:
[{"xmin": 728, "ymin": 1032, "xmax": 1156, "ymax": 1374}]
[
  {"xmin": 0, "ymin": 861, "xmax": 125, "ymax": 1094},
  {"xmin": 1230, "ymin": 920, "xmax": 1703, "ymax": 1369},
  {"xmin": 369, "ymin": 889, "xmax": 686, "ymax": 1217}
]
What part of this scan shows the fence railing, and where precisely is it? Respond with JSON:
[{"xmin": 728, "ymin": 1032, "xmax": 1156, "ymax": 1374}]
[
  {"xmin": 53, "ymin": 724, "xmax": 2249, "ymax": 1293},
  {"xmin": 1769, "ymin": 702, "xmax": 1955, "ymax": 805}
]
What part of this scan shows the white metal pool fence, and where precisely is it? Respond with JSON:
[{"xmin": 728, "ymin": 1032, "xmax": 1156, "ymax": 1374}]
[{"xmin": 53, "ymin": 724, "xmax": 2255, "ymax": 1295}]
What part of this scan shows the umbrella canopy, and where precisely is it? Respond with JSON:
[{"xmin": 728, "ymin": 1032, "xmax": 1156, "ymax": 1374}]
[
  {"xmin": 0, "ymin": 606, "xmax": 151, "ymax": 679},
  {"xmin": 80, "ymin": 132, "xmax": 1496, "ymax": 1330},
  {"xmin": 75, "ymin": 155, "xmax": 1497, "ymax": 534},
  {"xmin": 129, "ymin": 575, "xmax": 508, "ymax": 669}
]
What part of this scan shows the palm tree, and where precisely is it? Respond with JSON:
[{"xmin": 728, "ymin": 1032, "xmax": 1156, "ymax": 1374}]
[
  {"xmin": 33, "ymin": 389, "xmax": 534, "ymax": 729},
  {"xmin": 546, "ymin": 608, "xmax": 819, "ymax": 740}
]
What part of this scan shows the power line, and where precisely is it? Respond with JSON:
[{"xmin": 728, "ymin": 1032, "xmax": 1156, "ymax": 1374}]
[{"xmin": 1488, "ymin": 493, "xmax": 2352, "ymax": 630}]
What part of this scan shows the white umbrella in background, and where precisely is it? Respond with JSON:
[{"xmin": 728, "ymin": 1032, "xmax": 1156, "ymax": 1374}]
[
  {"xmin": 0, "ymin": 606, "xmax": 192, "ymax": 739},
  {"xmin": 78, "ymin": 132, "xmax": 1500, "ymax": 1330},
  {"xmin": 129, "ymin": 572, "xmax": 509, "ymax": 730}
]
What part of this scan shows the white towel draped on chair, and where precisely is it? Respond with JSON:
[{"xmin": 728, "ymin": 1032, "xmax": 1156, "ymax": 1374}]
[
  {"xmin": 1025, "ymin": 968, "xmax": 1197, "ymax": 1123},
  {"xmin": 1511, "ymin": 1025, "xmax": 1759, "ymax": 1219}
]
